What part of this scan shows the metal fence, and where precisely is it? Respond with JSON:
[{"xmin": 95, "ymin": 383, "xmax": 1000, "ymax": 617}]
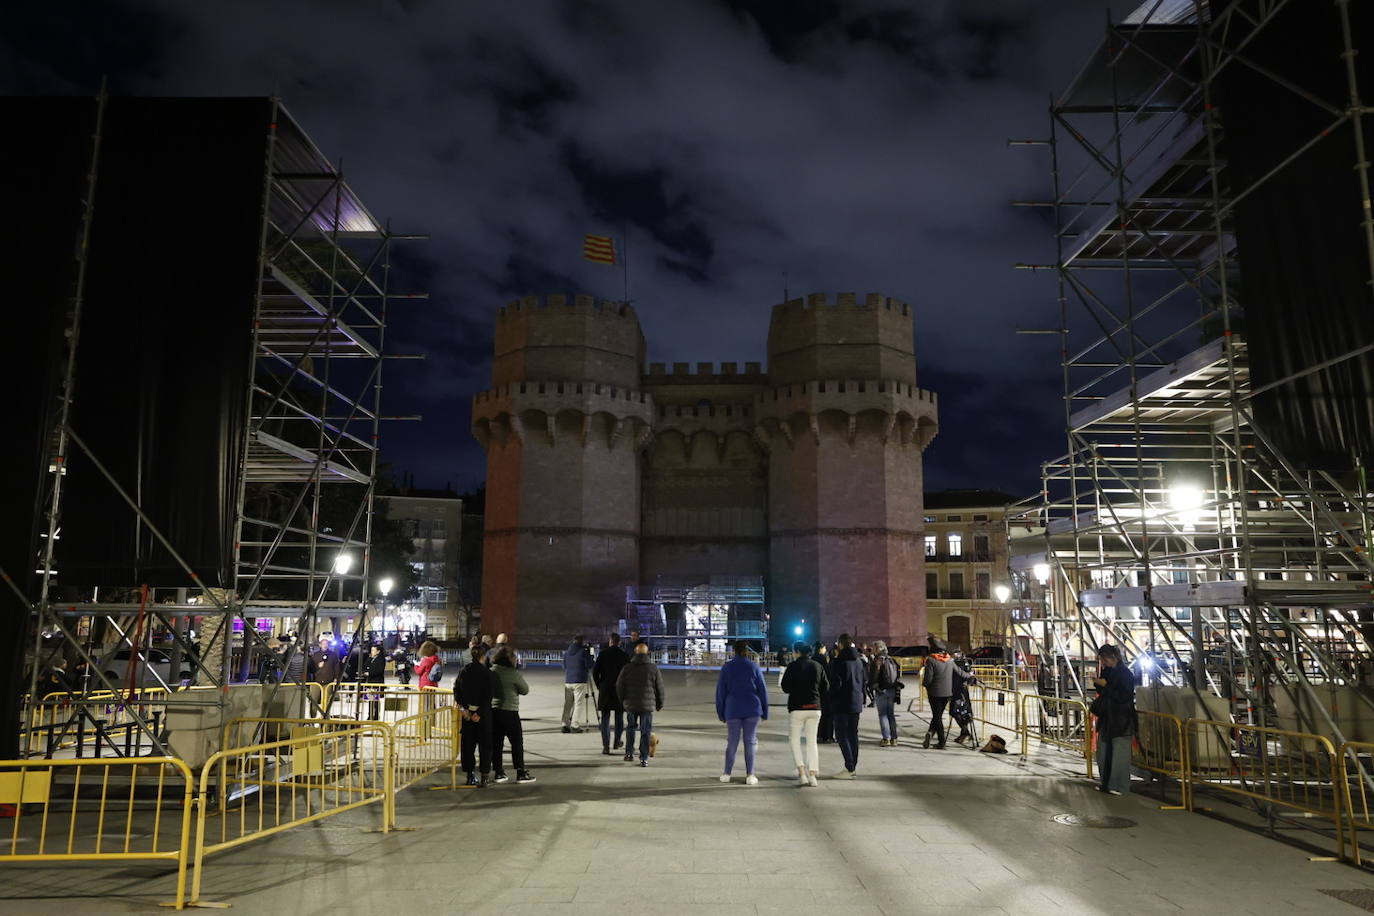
[{"xmin": 1020, "ymin": 693, "xmax": 1093, "ymax": 778}]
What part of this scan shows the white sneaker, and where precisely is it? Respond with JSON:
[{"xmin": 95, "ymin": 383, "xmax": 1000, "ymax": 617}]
[
  {"xmin": 719, "ymin": 774, "xmax": 731, "ymax": 783},
  {"xmin": 796, "ymin": 768, "xmax": 808, "ymax": 787},
  {"xmin": 807, "ymin": 771, "xmax": 819, "ymax": 788},
  {"xmin": 833, "ymin": 769, "xmax": 856, "ymax": 780},
  {"xmin": 745, "ymin": 774, "xmax": 758, "ymax": 786}
]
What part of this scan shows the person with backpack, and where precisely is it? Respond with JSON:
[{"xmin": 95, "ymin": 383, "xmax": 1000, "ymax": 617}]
[
  {"xmin": 414, "ymin": 640, "xmax": 443, "ymax": 689},
  {"xmin": 868, "ymin": 641, "xmax": 900, "ymax": 747},
  {"xmin": 828, "ymin": 633, "xmax": 867, "ymax": 779},
  {"xmin": 490, "ymin": 647, "xmax": 536, "ymax": 784},
  {"xmin": 616, "ymin": 641, "xmax": 664, "ymax": 767},
  {"xmin": 921, "ymin": 637, "xmax": 955, "ymax": 749},
  {"xmin": 781, "ymin": 641, "xmax": 829, "ymax": 787},
  {"xmin": 455, "ymin": 646, "xmax": 495, "ymax": 787},
  {"xmin": 714, "ymin": 640, "xmax": 770, "ymax": 785},
  {"xmin": 593, "ymin": 633, "xmax": 631, "ymax": 754}
]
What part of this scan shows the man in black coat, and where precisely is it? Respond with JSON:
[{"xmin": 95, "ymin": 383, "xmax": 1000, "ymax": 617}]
[
  {"xmin": 828, "ymin": 633, "xmax": 866, "ymax": 778},
  {"xmin": 593, "ymin": 633, "xmax": 631, "ymax": 754},
  {"xmin": 455, "ymin": 646, "xmax": 495, "ymax": 787},
  {"xmin": 616, "ymin": 641, "xmax": 665, "ymax": 766}
]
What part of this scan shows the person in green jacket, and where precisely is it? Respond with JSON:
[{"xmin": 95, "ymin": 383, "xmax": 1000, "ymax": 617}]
[{"xmin": 491, "ymin": 647, "xmax": 536, "ymax": 783}]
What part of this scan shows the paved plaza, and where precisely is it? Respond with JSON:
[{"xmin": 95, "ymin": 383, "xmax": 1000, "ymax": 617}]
[{"xmin": 7, "ymin": 667, "xmax": 1374, "ymax": 914}]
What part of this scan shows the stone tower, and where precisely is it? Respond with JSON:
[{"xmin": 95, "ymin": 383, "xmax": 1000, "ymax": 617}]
[
  {"xmin": 756, "ymin": 292, "xmax": 938, "ymax": 644},
  {"xmin": 471, "ymin": 295, "xmax": 653, "ymax": 643}
]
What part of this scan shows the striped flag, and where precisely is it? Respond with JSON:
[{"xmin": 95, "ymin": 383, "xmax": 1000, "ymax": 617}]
[{"xmin": 583, "ymin": 234, "xmax": 616, "ymax": 265}]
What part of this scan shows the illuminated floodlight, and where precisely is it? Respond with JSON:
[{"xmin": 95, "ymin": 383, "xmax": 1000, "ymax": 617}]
[
  {"xmin": 1032, "ymin": 562, "xmax": 1051, "ymax": 585},
  {"xmin": 333, "ymin": 553, "xmax": 354, "ymax": 576},
  {"xmin": 793, "ymin": 625, "xmax": 804, "ymax": 637},
  {"xmin": 378, "ymin": 577, "xmax": 395, "ymax": 596},
  {"xmin": 994, "ymin": 584, "xmax": 1011, "ymax": 603},
  {"xmin": 1168, "ymin": 483, "xmax": 1205, "ymax": 512}
]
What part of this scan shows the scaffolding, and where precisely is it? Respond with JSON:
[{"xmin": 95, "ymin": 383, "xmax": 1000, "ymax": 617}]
[
  {"xmin": 624, "ymin": 576, "xmax": 767, "ymax": 654},
  {"xmin": 12, "ymin": 96, "xmax": 424, "ymax": 760},
  {"xmin": 1008, "ymin": 0, "xmax": 1374, "ymax": 778}
]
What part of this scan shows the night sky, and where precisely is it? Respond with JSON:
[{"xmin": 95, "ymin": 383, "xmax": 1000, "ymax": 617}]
[{"xmin": 5, "ymin": 0, "xmax": 1142, "ymax": 499}]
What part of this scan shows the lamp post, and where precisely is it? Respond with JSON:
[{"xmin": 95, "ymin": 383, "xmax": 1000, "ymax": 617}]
[
  {"xmin": 331, "ymin": 554, "xmax": 354, "ymax": 643},
  {"xmin": 378, "ymin": 577, "xmax": 394, "ymax": 646}
]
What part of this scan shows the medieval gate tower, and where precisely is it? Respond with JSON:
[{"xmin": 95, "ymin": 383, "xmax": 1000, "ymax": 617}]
[{"xmin": 473, "ymin": 292, "xmax": 938, "ymax": 646}]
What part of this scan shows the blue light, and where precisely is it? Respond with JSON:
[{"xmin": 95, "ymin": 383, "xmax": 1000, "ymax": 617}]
[{"xmin": 793, "ymin": 625, "xmax": 804, "ymax": 636}]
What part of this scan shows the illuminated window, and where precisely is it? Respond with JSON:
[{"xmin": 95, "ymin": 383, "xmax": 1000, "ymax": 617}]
[
  {"xmin": 948, "ymin": 533, "xmax": 963, "ymax": 556},
  {"xmin": 924, "ymin": 535, "xmax": 937, "ymax": 557}
]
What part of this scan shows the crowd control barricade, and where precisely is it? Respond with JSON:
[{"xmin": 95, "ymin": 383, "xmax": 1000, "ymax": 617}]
[
  {"xmin": 970, "ymin": 666, "xmax": 1014, "ymax": 691},
  {"xmin": 1133, "ymin": 710, "xmax": 1188, "ymax": 808},
  {"xmin": 1339, "ymin": 741, "xmax": 1374, "ymax": 865},
  {"xmin": 968, "ymin": 683, "xmax": 1021, "ymax": 738},
  {"xmin": 1184, "ymin": 719, "xmax": 1342, "ymax": 852},
  {"xmin": 190, "ymin": 722, "xmax": 390, "ymax": 905},
  {"xmin": 0, "ymin": 757, "xmax": 195, "ymax": 908},
  {"xmin": 1020, "ymin": 693, "xmax": 1094, "ymax": 778},
  {"xmin": 391, "ymin": 705, "xmax": 458, "ymax": 798},
  {"xmin": 327, "ymin": 683, "xmax": 451, "ymax": 724}
]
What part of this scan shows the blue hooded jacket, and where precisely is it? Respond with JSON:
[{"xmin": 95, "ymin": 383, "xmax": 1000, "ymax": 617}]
[
  {"xmin": 563, "ymin": 641, "xmax": 593, "ymax": 684},
  {"xmin": 715, "ymin": 655, "xmax": 769, "ymax": 721}
]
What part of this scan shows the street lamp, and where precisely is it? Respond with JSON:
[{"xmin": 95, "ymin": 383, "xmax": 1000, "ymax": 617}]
[
  {"xmin": 378, "ymin": 577, "xmax": 394, "ymax": 644},
  {"xmin": 333, "ymin": 553, "xmax": 354, "ymax": 605},
  {"xmin": 994, "ymin": 584, "xmax": 1011, "ymax": 604}
]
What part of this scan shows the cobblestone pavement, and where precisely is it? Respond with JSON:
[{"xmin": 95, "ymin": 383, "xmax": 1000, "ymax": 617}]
[{"xmin": 5, "ymin": 666, "xmax": 1374, "ymax": 914}]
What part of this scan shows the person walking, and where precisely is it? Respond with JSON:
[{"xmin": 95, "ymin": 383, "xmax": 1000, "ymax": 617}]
[
  {"xmin": 815, "ymin": 644, "xmax": 834, "ymax": 743},
  {"xmin": 868, "ymin": 641, "xmax": 900, "ymax": 747},
  {"xmin": 616, "ymin": 641, "xmax": 664, "ymax": 767},
  {"xmin": 1093, "ymin": 644, "xmax": 1137, "ymax": 796},
  {"xmin": 561, "ymin": 635, "xmax": 594, "ymax": 733},
  {"xmin": 781, "ymin": 641, "xmax": 829, "ymax": 787},
  {"xmin": 490, "ymin": 647, "xmax": 536, "ymax": 784},
  {"xmin": 922, "ymin": 638, "xmax": 954, "ymax": 749},
  {"xmin": 593, "ymin": 633, "xmax": 631, "ymax": 754},
  {"xmin": 455, "ymin": 646, "xmax": 494, "ymax": 787},
  {"xmin": 828, "ymin": 633, "xmax": 866, "ymax": 779},
  {"xmin": 950, "ymin": 656, "xmax": 978, "ymax": 746},
  {"xmin": 715, "ymin": 640, "xmax": 769, "ymax": 785}
]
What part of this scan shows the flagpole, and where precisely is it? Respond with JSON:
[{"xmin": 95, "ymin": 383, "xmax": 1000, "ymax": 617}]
[{"xmin": 621, "ymin": 224, "xmax": 630, "ymax": 303}]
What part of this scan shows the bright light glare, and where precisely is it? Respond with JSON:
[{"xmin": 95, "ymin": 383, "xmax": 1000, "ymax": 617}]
[
  {"xmin": 378, "ymin": 577, "xmax": 395, "ymax": 595},
  {"xmin": 1138, "ymin": 655, "xmax": 1155, "ymax": 669},
  {"xmin": 994, "ymin": 584, "xmax": 1011, "ymax": 603},
  {"xmin": 1169, "ymin": 483, "xmax": 1205, "ymax": 513},
  {"xmin": 793, "ymin": 625, "xmax": 804, "ymax": 637},
  {"xmin": 1032, "ymin": 562, "xmax": 1051, "ymax": 584},
  {"xmin": 333, "ymin": 553, "xmax": 354, "ymax": 575}
]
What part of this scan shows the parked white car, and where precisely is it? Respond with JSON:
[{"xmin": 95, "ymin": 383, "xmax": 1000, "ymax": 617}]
[{"xmin": 98, "ymin": 648, "xmax": 193, "ymax": 687}]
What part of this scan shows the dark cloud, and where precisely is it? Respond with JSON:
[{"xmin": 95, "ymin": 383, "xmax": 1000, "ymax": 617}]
[{"xmin": 3, "ymin": 0, "xmax": 1144, "ymax": 496}]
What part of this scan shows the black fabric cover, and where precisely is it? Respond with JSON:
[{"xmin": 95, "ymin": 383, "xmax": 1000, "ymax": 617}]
[
  {"xmin": 55, "ymin": 98, "xmax": 268, "ymax": 586},
  {"xmin": 1219, "ymin": 1, "xmax": 1374, "ymax": 472},
  {"xmin": 0, "ymin": 98, "xmax": 95, "ymax": 756}
]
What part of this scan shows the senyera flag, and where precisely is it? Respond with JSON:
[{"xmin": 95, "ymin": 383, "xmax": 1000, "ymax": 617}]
[{"xmin": 583, "ymin": 234, "xmax": 616, "ymax": 265}]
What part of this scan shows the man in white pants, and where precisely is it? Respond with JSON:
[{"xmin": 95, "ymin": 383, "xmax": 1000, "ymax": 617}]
[
  {"xmin": 780, "ymin": 641, "xmax": 830, "ymax": 787},
  {"xmin": 561, "ymin": 635, "xmax": 594, "ymax": 733}
]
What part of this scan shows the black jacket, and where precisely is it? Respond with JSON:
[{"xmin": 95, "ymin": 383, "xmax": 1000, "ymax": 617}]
[
  {"xmin": 828, "ymin": 646, "xmax": 867, "ymax": 715},
  {"xmin": 780, "ymin": 656, "xmax": 830, "ymax": 711},
  {"xmin": 1096, "ymin": 664, "xmax": 1137, "ymax": 739},
  {"xmin": 593, "ymin": 645, "xmax": 631, "ymax": 711},
  {"xmin": 455, "ymin": 661, "xmax": 494, "ymax": 710},
  {"xmin": 361, "ymin": 653, "xmax": 387, "ymax": 683},
  {"xmin": 615, "ymin": 654, "xmax": 664, "ymax": 713}
]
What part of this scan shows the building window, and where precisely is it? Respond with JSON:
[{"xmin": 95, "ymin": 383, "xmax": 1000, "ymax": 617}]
[
  {"xmin": 975, "ymin": 572, "xmax": 990, "ymax": 599},
  {"xmin": 926, "ymin": 572, "xmax": 938, "ymax": 598},
  {"xmin": 947, "ymin": 515, "xmax": 962, "ymax": 522},
  {"xmin": 949, "ymin": 572, "xmax": 965, "ymax": 599},
  {"xmin": 923, "ymin": 515, "xmax": 937, "ymax": 523},
  {"xmin": 947, "ymin": 533, "xmax": 963, "ymax": 557},
  {"xmin": 973, "ymin": 514, "xmax": 988, "ymax": 521},
  {"xmin": 973, "ymin": 534, "xmax": 989, "ymax": 558},
  {"xmin": 924, "ymin": 535, "xmax": 937, "ymax": 557}
]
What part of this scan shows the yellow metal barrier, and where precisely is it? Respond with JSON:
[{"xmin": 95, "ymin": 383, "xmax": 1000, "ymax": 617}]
[
  {"xmin": 897, "ymin": 657, "xmax": 924, "ymax": 675},
  {"xmin": 0, "ymin": 757, "xmax": 194, "ymax": 908},
  {"xmin": 967, "ymin": 683, "xmax": 1021, "ymax": 738},
  {"xmin": 1185, "ymin": 719, "xmax": 1342, "ymax": 851},
  {"xmin": 1019, "ymin": 693, "xmax": 1093, "ymax": 778},
  {"xmin": 970, "ymin": 666, "xmax": 1013, "ymax": 690},
  {"xmin": 392, "ymin": 705, "xmax": 458, "ymax": 796},
  {"xmin": 1134, "ymin": 710, "xmax": 1188, "ymax": 809},
  {"xmin": 1339, "ymin": 741, "xmax": 1374, "ymax": 865},
  {"xmin": 326, "ymin": 683, "xmax": 450, "ymax": 723},
  {"xmin": 190, "ymin": 722, "xmax": 391, "ymax": 905}
]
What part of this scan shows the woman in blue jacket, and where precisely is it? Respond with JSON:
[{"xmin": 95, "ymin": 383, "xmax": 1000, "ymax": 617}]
[{"xmin": 715, "ymin": 640, "xmax": 770, "ymax": 785}]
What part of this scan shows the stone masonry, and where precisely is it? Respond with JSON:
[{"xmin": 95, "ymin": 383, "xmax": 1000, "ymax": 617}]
[{"xmin": 472, "ymin": 292, "xmax": 938, "ymax": 646}]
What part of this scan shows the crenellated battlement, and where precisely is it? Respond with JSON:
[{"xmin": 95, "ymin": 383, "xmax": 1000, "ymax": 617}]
[
  {"xmin": 496, "ymin": 294, "xmax": 639, "ymax": 322},
  {"xmin": 770, "ymin": 291, "xmax": 911, "ymax": 318},
  {"xmin": 473, "ymin": 379, "xmax": 651, "ymax": 405},
  {"xmin": 761, "ymin": 379, "xmax": 936, "ymax": 402},
  {"xmin": 644, "ymin": 360, "xmax": 766, "ymax": 382}
]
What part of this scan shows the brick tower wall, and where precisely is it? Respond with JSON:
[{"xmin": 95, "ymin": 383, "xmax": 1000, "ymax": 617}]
[
  {"xmin": 760, "ymin": 293, "xmax": 938, "ymax": 646},
  {"xmin": 473, "ymin": 297, "xmax": 651, "ymax": 645}
]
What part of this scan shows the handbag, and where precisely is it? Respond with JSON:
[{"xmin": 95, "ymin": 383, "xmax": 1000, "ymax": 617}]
[{"xmin": 1089, "ymin": 693, "xmax": 1107, "ymax": 718}]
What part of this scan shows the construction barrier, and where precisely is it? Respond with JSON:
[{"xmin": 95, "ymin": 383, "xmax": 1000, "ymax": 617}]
[
  {"xmin": 1133, "ymin": 710, "xmax": 1189, "ymax": 808},
  {"xmin": 391, "ymin": 705, "xmax": 458, "ymax": 796},
  {"xmin": 190, "ymin": 721, "xmax": 391, "ymax": 905},
  {"xmin": 1020, "ymin": 692, "xmax": 1094, "ymax": 778},
  {"xmin": 0, "ymin": 757, "xmax": 195, "ymax": 908},
  {"xmin": 1339, "ymin": 742, "xmax": 1374, "ymax": 866},
  {"xmin": 967, "ymin": 683, "xmax": 1021, "ymax": 739},
  {"xmin": 970, "ymin": 666, "xmax": 1014, "ymax": 690},
  {"xmin": 1184, "ymin": 719, "xmax": 1342, "ymax": 851}
]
